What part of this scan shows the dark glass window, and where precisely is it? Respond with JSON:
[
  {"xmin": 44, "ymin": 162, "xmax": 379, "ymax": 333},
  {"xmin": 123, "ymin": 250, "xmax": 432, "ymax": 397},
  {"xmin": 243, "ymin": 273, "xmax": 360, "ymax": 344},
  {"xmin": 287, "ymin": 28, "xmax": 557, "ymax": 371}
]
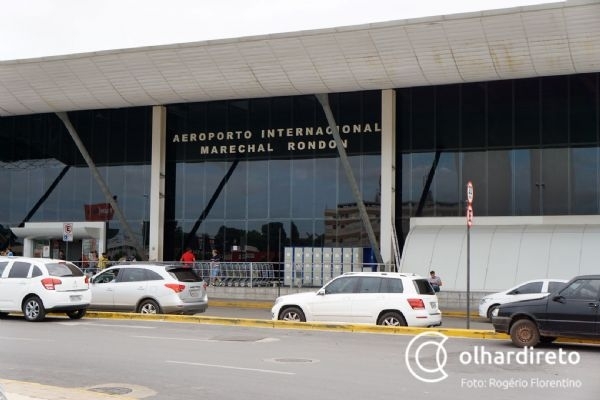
[
  {"xmin": 488, "ymin": 80, "xmax": 513, "ymax": 148},
  {"xmin": 515, "ymin": 78, "xmax": 540, "ymax": 147},
  {"xmin": 325, "ymin": 276, "xmax": 358, "ymax": 294},
  {"xmin": 462, "ymin": 83, "xmax": 486, "ymax": 149},
  {"xmin": 31, "ymin": 266, "xmax": 42, "ymax": 278},
  {"xmin": 8, "ymin": 262, "xmax": 30, "ymax": 278},
  {"xmin": 570, "ymin": 74, "xmax": 598, "ymax": 144},
  {"xmin": 436, "ymin": 85, "xmax": 460, "ymax": 150},
  {"xmin": 512, "ymin": 281, "xmax": 543, "ymax": 294},
  {"xmin": 541, "ymin": 76, "xmax": 568, "ymax": 146},
  {"xmin": 411, "ymin": 87, "xmax": 435, "ymax": 151},
  {"xmin": 358, "ymin": 277, "xmax": 382, "ymax": 293},
  {"xmin": 381, "ymin": 277, "xmax": 404, "ymax": 293}
]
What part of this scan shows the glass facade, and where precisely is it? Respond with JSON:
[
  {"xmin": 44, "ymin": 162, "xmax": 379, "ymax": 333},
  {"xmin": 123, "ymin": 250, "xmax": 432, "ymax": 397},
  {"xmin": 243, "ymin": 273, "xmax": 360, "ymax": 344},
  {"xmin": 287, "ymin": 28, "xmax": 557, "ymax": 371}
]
[
  {"xmin": 1, "ymin": 72, "xmax": 598, "ymax": 262},
  {"xmin": 0, "ymin": 108, "xmax": 152, "ymax": 259},
  {"xmin": 396, "ymin": 73, "xmax": 600, "ymax": 247},
  {"xmin": 165, "ymin": 92, "xmax": 382, "ymax": 261}
]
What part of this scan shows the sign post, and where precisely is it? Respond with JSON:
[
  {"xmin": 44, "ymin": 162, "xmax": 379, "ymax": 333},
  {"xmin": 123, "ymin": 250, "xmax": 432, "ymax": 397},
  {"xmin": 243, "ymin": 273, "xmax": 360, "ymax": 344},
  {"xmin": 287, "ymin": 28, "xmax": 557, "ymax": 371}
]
[
  {"xmin": 466, "ymin": 182, "xmax": 474, "ymax": 329},
  {"xmin": 63, "ymin": 223, "xmax": 74, "ymax": 242}
]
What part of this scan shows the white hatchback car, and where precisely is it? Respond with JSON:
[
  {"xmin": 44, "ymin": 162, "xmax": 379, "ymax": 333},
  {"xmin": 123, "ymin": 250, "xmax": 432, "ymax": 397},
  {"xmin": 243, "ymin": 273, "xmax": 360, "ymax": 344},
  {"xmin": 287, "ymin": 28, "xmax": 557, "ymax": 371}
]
[
  {"xmin": 89, "ymin": 263, "xmax": 208, "ymax": 314},
  {"xmin": 0, "ymin": 256, "xmax": 91, "ymax": 322},
  {"xmin": 272, "ymin": 272, "xmax": 442, "ymax": 326},
  {"xmin": 478, "ymin": 278, "xmax": 568, "ymax": 320}
]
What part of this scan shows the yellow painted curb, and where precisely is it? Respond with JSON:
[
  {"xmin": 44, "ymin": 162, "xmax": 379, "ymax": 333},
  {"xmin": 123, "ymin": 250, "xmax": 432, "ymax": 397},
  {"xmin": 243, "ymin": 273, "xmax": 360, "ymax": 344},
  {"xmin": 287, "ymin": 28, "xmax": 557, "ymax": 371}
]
[{"xmin": 83, "ymin": 311, "xmax": 508, "ymax": 340}]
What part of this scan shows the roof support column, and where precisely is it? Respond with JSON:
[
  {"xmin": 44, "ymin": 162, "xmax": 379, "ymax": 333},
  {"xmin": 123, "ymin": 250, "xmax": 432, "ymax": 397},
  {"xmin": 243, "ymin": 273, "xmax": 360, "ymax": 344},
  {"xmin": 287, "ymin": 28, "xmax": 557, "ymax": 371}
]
[
  {"xmin": 150, "ymin": 106, "xmax": 166, "ymax": 261},
  {"xmin": 316, "ymin": 94, "xmax": 383, "ymax": 265},
  {"xmin": 380, "ymin": 89, "xmax": 396, "ymax": 270},
  {"xmin": 56, "ymin": 112, "xmax": 146, "ymax": 260}
]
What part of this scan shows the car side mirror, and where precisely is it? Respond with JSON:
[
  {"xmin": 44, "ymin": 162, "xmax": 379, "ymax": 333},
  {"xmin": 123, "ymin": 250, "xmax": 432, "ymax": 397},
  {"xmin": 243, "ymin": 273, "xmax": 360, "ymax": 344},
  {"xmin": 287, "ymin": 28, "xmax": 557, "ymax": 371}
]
[
  {"xmin": 552, "ymin": 295, "xmax": 566, "ymax": 304},
  {"xmin": 317, "ymin": 288, "xmax": 326, "ymax": 296}
]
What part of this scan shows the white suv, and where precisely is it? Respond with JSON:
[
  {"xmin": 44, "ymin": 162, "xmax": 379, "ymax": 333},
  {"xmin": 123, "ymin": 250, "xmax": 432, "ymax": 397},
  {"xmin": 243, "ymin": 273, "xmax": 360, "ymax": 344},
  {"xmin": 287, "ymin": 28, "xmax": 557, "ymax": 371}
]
[
  {"xmin": 271, "ymin": 272, "xmax": 442, "ymax": 326},
  {"xmin": 0, "ymin": 256, "xmax": 91, "ymax": 322}
]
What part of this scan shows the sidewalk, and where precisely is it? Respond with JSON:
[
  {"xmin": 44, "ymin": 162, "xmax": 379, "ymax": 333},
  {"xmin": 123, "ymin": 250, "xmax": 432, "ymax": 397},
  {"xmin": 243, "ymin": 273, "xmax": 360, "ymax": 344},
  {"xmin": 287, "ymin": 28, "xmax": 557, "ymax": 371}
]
[{"xmin": 0, "ymin": 379, "xmax": 140, "ymax": 400}]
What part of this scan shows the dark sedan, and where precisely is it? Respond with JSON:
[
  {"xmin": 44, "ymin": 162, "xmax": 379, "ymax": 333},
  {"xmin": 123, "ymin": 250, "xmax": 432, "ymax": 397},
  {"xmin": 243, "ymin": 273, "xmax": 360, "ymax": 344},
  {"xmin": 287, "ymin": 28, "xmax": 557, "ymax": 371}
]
[{"xmin": 492, "ymin": 274, "xmax": 600, "ymax": 347}]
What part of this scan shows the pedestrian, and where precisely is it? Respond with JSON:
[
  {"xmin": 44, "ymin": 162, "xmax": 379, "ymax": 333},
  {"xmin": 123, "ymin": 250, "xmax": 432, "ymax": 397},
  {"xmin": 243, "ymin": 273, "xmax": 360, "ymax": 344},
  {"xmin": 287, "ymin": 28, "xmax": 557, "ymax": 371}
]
[
  {"xmin": 98, "ymin": 252, "xmax": 109, "ymax": 270},
  {"xmin": 210, "ymin": 249, "xmax": 222, "ymax": 286},
  {"xmin": 6, "ymin": 245, "xmax": 13, "ymax": 256},
  {"xmin": 180, "ymin": 247, "xmax": 195, "ymax": 267},
  {"xmin": 58, "ymin": 249, "xmax": 65, "ymax": 260},
  {"xmin": 429, "ymin": 270, "xmax": 442, "ymax": 292}
]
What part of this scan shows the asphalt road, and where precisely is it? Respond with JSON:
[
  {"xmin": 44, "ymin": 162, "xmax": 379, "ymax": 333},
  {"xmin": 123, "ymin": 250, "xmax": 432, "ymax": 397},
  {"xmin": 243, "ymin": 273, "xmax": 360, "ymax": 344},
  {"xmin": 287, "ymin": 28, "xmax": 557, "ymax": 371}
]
[{"xmin": 1, "ymin": 315, "xmax": 598, "ymax": 400}]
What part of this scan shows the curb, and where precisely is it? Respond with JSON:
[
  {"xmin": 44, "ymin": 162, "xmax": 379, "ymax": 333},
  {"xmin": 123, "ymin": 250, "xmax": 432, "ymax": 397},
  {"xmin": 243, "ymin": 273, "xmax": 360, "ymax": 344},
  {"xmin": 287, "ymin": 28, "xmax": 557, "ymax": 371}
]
[
  {"xmin": 83, "ymin": 311, "xmax": 506, "ymax": 340},
  {"xmin": 83, "ymin": 311, "xmax": 600, "ymax": 345}
]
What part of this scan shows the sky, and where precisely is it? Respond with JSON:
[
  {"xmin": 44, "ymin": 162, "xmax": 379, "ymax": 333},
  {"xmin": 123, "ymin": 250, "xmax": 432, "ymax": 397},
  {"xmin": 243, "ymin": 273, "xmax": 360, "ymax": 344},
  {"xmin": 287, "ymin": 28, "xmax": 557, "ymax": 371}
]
[{"xmin": 0, "ymin": 0, "xmax": 562, "ymax": 61}]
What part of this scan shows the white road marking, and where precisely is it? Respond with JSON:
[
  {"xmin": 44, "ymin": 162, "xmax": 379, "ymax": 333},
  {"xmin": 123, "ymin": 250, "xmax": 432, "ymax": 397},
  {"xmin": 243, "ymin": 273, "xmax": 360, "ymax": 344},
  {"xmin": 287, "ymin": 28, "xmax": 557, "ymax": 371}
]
[
  {"xmin": 0, "ymin": 336, "xmax": 53, "ymax": 342},
  {"xmin": 134, "ymin": 335, "xmax": 216, "ymax": 342},
  {"xmin": 58, "ymin": 322, "xmax": 155, "ymax": 329},
  {"xmin": 167, "ymin": 360, "xmax": 295, "ymax": 375}
]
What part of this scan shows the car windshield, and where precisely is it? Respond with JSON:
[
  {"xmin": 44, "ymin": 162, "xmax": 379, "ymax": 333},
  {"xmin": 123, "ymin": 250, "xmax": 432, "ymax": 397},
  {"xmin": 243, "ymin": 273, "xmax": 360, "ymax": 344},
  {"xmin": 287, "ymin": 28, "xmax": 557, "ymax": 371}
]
[
  {"xmin": 46, "ymin": 262, "xmax": 84, "ymax": 277},
  {"xmin": 168, "ymin": 267, "xmax": 203, "ymax": 282}
]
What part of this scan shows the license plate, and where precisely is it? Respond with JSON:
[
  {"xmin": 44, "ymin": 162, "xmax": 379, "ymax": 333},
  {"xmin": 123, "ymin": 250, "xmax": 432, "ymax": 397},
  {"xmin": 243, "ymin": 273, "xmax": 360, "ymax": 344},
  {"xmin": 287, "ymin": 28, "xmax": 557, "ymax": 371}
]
[
  {"xmin": 189, "ymin": 288, "xmax": 199, "ymax": 297},
  {"xmin": 430, "ymin": 302, "xmax": 437, "ymax": 309},
  {"xmin": 70, "ymin": 295, "xmax": 82, "ymax": 301}
]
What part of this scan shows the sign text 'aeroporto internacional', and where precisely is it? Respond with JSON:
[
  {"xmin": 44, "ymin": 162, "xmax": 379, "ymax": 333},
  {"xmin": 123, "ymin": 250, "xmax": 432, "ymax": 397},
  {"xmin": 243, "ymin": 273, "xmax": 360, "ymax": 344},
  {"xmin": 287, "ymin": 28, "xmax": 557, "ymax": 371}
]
[{"xmin": 170, "ymin": 122, "xmax": 381, "ymax": 160}]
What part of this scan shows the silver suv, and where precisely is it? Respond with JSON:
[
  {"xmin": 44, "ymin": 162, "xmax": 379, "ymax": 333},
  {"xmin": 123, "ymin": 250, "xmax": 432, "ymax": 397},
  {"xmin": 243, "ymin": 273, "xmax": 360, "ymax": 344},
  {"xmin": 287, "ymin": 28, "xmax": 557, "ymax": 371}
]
[
  {"xmin": 0, "ymin": 256, "xmax": 91, "ymax": 322},
  {"xmin": 272, "ymin": 272, "xmax": 442, "ymax": 326}
]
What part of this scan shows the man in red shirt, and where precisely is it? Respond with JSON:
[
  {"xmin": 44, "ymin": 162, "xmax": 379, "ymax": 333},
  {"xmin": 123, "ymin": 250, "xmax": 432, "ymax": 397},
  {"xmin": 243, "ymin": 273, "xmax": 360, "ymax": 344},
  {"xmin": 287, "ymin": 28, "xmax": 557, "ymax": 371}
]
[{"xmin": 180, "ymin": 247, "xmax": 195, "ymax": 266}]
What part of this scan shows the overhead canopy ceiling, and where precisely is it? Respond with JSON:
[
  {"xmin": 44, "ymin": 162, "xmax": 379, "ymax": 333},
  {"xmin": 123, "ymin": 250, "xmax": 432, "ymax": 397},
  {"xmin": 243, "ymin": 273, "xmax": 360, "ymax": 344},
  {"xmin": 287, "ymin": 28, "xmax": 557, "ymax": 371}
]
[{"xmin": 0, "ymin": 1, "xmax": 598, "ymax": 117}]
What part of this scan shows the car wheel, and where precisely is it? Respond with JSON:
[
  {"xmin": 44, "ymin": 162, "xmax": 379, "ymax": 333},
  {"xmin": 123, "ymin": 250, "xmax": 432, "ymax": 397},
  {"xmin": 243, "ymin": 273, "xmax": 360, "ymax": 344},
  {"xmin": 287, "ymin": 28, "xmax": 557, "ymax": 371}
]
[
  {"xmin": 487, "ymin": 305, "xmax": 500, "ymax": 321},
  {"xmin": 510, "ymin": 319, "xmax": 540, "ymax": 347},
  {"xmin": 138, "ymin": 299, "xmax": 161, "ymax": 314},
  {"xmin": 22, "ymin": 296, "xmax": 46, "ymax": 322},
  {"xmin": 377, "ymin": 312, "xmax": 407, "ymax": 326},
  {"xmin": 540, "ymin": 336, "xmax": 557, "ymax": 344},
  {"xmin": 66, "ymin": 309, "xmax": 87, "ymax": 319},
  {"xmin": 279, "ymin": 306, "xmax": 306, "ymax": 322}
]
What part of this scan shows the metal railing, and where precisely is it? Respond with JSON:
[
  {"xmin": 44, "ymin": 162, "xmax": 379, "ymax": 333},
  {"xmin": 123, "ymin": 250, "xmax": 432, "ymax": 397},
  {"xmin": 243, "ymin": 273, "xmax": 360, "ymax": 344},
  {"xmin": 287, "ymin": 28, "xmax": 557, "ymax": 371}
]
[{"xmin": 71, "ymin": 260, "xmax": 388, "ymax": 288}]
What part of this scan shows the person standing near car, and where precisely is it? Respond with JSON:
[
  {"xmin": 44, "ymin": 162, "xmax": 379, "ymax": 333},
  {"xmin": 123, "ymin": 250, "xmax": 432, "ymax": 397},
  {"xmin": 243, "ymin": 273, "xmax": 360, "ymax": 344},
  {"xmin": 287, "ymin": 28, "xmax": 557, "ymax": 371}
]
[
  {"xmin": 210, "ymin": 249, "xmax": 222, "ymax": 286},
  {"xmin": 429, "ymin": 270, "xmax": 442, "ymax": 292},
  {"xmin": 180, "ymin": 247, "xmax": 195, "ymax": 267}
]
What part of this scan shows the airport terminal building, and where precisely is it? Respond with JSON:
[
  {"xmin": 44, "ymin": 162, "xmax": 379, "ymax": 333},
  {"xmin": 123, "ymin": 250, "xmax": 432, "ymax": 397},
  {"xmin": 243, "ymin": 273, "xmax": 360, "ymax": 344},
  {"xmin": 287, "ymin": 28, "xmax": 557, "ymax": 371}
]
[{"xmin": 1, "ymin": 1, "xmax": 599, "ymax": 290}]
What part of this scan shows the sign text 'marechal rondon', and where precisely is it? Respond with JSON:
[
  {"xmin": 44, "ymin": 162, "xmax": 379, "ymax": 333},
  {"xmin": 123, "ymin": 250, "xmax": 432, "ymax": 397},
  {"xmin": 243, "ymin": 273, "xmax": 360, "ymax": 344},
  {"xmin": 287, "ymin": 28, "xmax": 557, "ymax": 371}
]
[{"xmin": 171, "ymin": 122, "xmax": 381, "ymax": 161}]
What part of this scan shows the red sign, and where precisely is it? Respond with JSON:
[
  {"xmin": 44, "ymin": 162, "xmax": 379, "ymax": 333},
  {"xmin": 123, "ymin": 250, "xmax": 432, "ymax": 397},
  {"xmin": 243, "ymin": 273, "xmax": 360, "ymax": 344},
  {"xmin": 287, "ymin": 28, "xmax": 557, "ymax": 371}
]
[
  {"xmin": 466, "ymin": 204, "xmax": 473, "ymax": 227},
  {"xmin": 84, "ymin": 203, "xmax": 114, "ymax": 221}
]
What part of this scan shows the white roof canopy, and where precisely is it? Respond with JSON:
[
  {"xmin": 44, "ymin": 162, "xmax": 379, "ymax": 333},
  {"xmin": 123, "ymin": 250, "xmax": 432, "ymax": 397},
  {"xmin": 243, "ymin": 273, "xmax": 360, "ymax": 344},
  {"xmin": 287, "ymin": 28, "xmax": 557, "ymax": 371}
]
[{"xmin": 0, "ymin": 0, "xmax": 598, "ymax": 117}]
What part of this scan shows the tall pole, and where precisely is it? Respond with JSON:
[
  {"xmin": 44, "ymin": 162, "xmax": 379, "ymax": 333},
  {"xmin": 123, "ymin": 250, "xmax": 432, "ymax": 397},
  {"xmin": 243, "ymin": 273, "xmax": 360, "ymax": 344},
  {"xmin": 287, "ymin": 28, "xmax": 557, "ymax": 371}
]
[
  {"xmin": 466, "ymin": 181, "xmax": 474, "ymax": 329},
  {"xmin": 467, "ymin": 222, "xmax": 471, "ymax": 329}
]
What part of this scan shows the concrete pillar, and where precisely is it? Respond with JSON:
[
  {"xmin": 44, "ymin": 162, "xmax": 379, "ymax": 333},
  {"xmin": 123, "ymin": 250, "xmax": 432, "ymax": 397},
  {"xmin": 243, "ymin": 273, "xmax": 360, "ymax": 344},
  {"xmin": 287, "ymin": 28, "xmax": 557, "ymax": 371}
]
[
  {"xmin": 380, "ymin": 89, "xmax": 396, "ymax": 269},
  {"xmin": 150, "ymin": 106, "xmax": 166, "ymax": 261}
]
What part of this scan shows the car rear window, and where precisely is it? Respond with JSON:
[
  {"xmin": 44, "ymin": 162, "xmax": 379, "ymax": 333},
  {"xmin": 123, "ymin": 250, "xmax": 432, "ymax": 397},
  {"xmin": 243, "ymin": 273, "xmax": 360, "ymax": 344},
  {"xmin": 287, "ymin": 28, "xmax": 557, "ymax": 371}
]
[
  {"xmin": 168, "ymin": 267, "xmax": 204, "ymax": 282},
  {"xmin": 46, "ymin": 262, "xmax": 84, "ymax": 277},
  {"xmin": 414, "ymin": 279, "xmax": 435, "ymax": 295}
]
